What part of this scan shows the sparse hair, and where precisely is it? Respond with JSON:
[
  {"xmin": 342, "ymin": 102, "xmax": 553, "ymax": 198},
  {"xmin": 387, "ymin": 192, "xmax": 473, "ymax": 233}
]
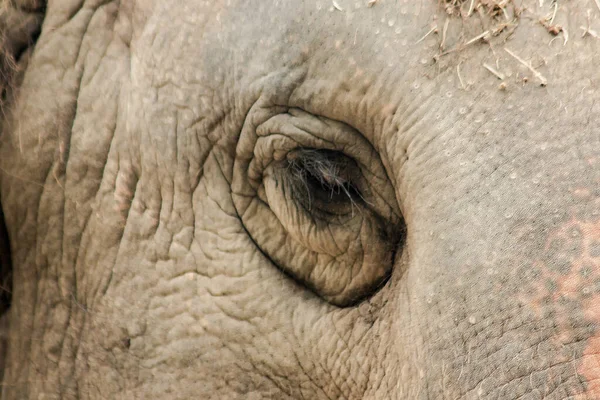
[
  {"xmin": 285, "ymin": 148, "xmax": 359, "ymax": 213},
  {"xmin": 0, "ymin": 0, "xmax": 45, "ymax": 333},
  {"xmin": 0, "ymin": 1, "xmax": 44, "ymax": 112}
]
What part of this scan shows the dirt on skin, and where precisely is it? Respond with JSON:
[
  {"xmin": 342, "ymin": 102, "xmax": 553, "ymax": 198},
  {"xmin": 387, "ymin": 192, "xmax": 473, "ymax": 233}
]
[
  {"xmin": 442, "ymin": 0, "xmax": 520, "ymax": 19},
  {"xmin": 428, "ymin": 0, "xmax": 578, "ymax": 89}
]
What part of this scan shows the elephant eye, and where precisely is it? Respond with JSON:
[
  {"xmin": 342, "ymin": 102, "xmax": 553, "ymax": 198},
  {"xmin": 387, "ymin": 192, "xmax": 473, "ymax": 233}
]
[
  {"xmin": 285, "ymin": 149, "xmax": 363, "ymax": 217},
  {"xmin": 232, "ymin": 109, "xmax": 405, "ymax": 307}
]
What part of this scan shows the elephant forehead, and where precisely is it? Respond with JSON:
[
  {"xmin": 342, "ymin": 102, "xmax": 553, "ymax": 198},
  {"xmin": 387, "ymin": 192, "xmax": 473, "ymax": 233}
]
[
  {"xmin": 129, "ymin": 0, "xmax": 599, "ymax": 244},
  {"xmin": 136, "ymin": 0, "xmax": 599, "ymax": 152}
]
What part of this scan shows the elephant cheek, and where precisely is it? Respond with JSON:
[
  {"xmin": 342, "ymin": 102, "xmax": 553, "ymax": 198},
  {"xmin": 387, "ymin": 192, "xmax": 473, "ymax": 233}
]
[
  {"xmin": 523, "ymin": 209, "xmax": 600, "ymax": 394},
  {"xmin": 575, "ymin": 218, "xmax": 600, "ymax": 395}
]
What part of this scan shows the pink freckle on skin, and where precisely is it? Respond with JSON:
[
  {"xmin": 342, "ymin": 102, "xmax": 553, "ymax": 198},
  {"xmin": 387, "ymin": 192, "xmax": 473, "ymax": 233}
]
[
  {"xmin": 573, "ymin": 188, "xmax": 591, "ymax": 198},
  {"xmin": 380, "ymin": 103, "xmax": 396, "ymax": 116},
  {"xmin": 570, "ymin": 219, "xmax": 600, "ymax": 394},
  {"xmin": 525, "ymin": 211, "xmax": 600, "ymax": 396}
]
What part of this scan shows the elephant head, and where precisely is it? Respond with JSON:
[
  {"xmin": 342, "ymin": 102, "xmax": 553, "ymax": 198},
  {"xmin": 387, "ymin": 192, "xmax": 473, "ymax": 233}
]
[{"xmin": 0, "ymin": 0, "xmax": 598, "ymax": 398}]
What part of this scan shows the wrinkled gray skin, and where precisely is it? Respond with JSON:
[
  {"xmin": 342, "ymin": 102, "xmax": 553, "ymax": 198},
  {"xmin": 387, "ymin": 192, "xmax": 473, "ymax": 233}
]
[{"xmin": 0, "ymin": 0, "xmax": 599, "ymax": 398}]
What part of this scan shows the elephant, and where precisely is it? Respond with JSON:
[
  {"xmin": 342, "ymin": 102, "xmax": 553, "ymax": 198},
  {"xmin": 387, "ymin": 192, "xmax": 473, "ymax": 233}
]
[{"xmin": 0, "ymin": 0, "xmax": 599, "ymax": 398}]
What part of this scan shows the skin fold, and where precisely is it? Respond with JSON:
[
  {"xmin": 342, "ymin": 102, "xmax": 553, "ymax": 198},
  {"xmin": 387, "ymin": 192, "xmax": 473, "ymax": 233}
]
[{"xmin": 0, "ymin": 0, "xmax": 598, "ymax": 398}]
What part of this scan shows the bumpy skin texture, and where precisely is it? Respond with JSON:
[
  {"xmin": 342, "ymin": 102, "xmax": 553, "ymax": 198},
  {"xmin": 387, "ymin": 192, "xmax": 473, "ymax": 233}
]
[{"xmin": 0, "ymin": 0, "xmax": 599, "ymax": 398}]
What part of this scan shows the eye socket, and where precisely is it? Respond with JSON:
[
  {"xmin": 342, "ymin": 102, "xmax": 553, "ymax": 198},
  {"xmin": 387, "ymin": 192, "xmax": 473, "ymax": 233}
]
[
  {"xmin": 285, "ymin": 149, "xmax": 364, "ymax": 217},
  {"xmin": 232, "ymin": 108, "xmax": 405, "ymax": 307}
]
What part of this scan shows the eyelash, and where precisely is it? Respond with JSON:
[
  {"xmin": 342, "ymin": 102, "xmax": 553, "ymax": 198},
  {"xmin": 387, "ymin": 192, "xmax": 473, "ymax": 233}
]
[{"xmin": 284, "ymin": 148, "xmax": 363, "ymax": 214}]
